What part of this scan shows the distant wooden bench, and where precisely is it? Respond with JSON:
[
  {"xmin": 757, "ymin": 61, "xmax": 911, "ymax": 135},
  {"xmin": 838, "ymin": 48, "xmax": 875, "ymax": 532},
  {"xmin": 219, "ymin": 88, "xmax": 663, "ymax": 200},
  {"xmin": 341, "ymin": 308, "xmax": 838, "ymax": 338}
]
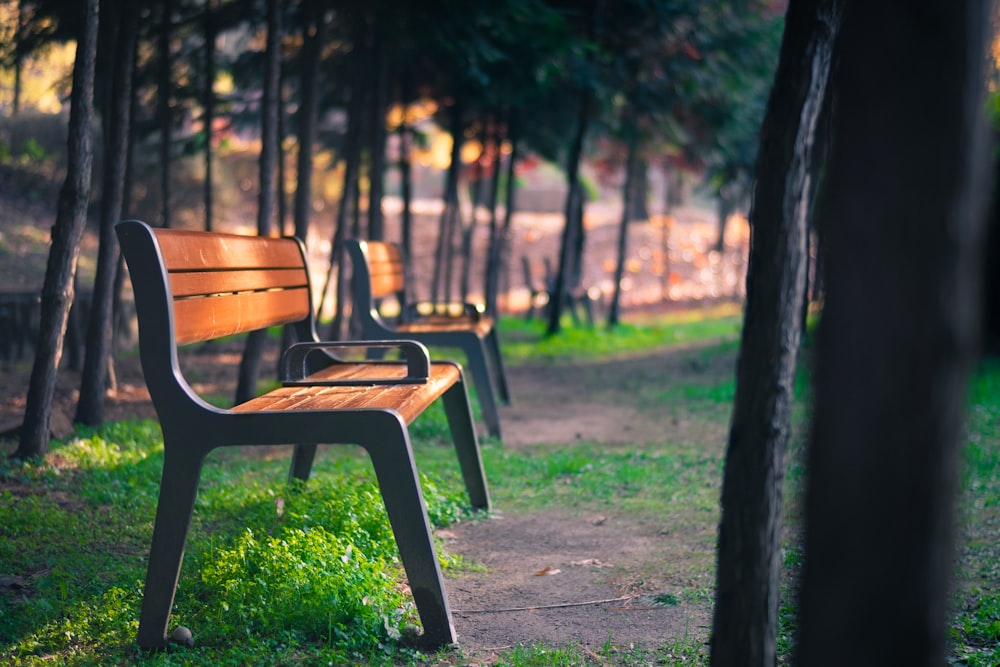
[
  {"xmin": 115, "ymin": 220, "xmax": 490, "ymax": 650},
  {"xmin": 345, "ymin": 239, "xmax": 511, "ymax": 439}
]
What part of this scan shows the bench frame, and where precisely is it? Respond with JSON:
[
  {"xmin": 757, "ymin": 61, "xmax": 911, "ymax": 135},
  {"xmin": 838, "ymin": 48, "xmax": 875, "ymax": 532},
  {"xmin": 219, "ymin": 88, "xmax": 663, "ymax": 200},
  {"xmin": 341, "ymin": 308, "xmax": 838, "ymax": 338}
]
[
  {"xmin": 345, "ymin": 239, "xmax": 511, "ymax": 439},
  {"xmin": 116, "ymin": 220, "xmax": 490, "ymax": 649}
]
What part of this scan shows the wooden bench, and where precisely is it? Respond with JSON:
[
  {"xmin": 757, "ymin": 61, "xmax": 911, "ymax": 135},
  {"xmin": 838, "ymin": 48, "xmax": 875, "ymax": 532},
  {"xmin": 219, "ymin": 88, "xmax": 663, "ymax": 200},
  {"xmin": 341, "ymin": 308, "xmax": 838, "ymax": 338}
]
[
  {"xmin": 345, "ymin": 239, "xmax": 511, "ymax": 439},
  {"xmin": 115, "ymin": 219, "xmax": 490, "ymax": 650}
]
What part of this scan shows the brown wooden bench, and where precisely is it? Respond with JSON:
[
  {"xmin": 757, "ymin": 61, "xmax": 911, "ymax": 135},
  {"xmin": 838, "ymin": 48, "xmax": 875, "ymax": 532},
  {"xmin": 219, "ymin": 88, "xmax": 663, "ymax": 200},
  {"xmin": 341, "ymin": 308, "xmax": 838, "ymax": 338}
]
[
  {"xmin": 115, "ymin": 219, "xmax": 490, "ymax": 650},
  {"xmin": 345, "ymin": 239, "xmax": 511, "ymax": 439}
]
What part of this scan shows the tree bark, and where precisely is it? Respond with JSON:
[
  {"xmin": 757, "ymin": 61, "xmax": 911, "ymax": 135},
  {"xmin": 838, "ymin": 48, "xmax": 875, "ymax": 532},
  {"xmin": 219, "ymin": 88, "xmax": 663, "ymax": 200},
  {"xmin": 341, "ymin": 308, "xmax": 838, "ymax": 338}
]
[
  {"xmin": 709, "ymin": 0, "xmax": 841, "ymax": 664},
  {"xmin": 76, "ymin": 0, "xmax": 136, "ymax": 427},
  {"xmin": 157, "ymin": 0, "xmax": 173, "ymax": 228},
  {"xmin": 235, "ymin": 0, "xmax": 281, "ymax": 405},
  {"xmin": 202, "ymin": 0, "xmax": 216, "ymax": 231},
  {"xmin": 607, "ymin": 116, "xmax": 638, "ymax": 327},
  {"xmin": 433, "ymin": 100, "xmax": 464, "ymax": 304},
  {"xmin": 367, "ymin": 26, "xmax": 388, "ymax": 241},
  {"xmin": 796, "ymin": 3, "xmax": 992, "ymax": 665},
  {"xmin": 16, "ymin": 0, "xmax": 99, "ymax": 458},
  {"xmin": 293, "ymin": 0, "xmax": 323, "ymax": 243}
]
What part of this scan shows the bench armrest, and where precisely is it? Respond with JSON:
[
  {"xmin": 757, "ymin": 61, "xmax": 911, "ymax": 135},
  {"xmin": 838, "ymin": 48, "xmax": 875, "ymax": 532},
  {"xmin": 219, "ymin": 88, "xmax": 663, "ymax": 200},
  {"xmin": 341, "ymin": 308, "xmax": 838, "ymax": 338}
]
[
  {"xmin": 402, "ymin": 301, "xmax": 485, "ymax": 322},
  {"xmin": 281, "ymin": 340, "xmax": 430, "ymax": 386}
]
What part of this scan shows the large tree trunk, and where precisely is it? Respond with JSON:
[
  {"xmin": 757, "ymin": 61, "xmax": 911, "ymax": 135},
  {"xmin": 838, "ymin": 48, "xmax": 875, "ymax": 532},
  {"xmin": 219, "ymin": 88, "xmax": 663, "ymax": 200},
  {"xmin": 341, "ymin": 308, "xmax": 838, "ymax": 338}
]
[
  {"xmin": 157, "ymin": 0, "xmax": 173, "ymax": 228},
  {"xmin": 235, "ymin": 0, "xmax": 281, "ymax": 405},
  {"xmin": 75, "ymin": 0, "xmax": 136, "ymax": 427},
  {"xmin": 16, "ymin": 0, "xmax": 99, "ymax": 458},
  {"xmin": 709, "ymin": 0, "xmax": 841, "ymax": 664},
  {"xmin": 796, "ymin": 3, "xmax": 992, "ymax": 665}
]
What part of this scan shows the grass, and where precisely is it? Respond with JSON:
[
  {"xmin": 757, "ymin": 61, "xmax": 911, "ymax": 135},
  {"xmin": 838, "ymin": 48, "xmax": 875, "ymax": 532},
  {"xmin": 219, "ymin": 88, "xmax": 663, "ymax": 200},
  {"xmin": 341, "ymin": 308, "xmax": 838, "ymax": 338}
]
[{"xmin": 1, "ymin": 309, "xmax": 998, "ymax": 665}]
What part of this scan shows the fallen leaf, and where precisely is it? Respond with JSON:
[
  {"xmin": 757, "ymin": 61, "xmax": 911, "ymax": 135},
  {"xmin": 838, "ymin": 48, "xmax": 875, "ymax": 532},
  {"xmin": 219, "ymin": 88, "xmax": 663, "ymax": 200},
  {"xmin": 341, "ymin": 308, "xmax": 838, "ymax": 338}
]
[{"xmin": 534, "ymin": 566, "xmax": 561, "ymax": 576}]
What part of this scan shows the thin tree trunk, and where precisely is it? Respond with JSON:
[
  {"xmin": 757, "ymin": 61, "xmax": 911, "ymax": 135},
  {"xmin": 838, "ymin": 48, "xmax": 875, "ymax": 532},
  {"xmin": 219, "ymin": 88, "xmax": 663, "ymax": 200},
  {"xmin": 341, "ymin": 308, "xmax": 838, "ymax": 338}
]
[
  {"xmin": 13, "ymin": 0, "xmax": 24, "ymax": 115},
  {"xmin": 16, "ymin": 0, "xmax": 99, "ymax": 458},
  {"xmin": 797, "ymin": 3, "xmax": 992, "ymax": 665},
  {"xmin": 203, "ymin": 0, "xmax": 216, "ymax": 231},
  {"xmin": 399, "ymin": 71, "xmax": 414, "ymax": 263},
  {"xmin": 76, "ymin": 0, "xmax": 137, "ymax": 426},
  {"xmin": 607, "ymin": 117, "xmax": 638, "ymax": 327},
  {"xmin": 709, "ymin": 0, "xmax": 842, "ymax": 664},
  {"xmin": 235, "ymin": 0, "xmax": 281, "ymax": 405},
  {"xmin": 367, "ymin": 27, "xmax": 388, "ymax": 241},
  {"xmin": 293, "ymin": 0, "xmax": 323, "ymax": 243},
  {"xmin": 433, "ymin": 100, "xmax": 463, "ymax": 303},
  {"xmin": 157, "ymin": 0, "xmax": 173, "ymax": 228},
  {"xmin": 484, "ymin": 116, "xmax": 507, "ymax": 317}
]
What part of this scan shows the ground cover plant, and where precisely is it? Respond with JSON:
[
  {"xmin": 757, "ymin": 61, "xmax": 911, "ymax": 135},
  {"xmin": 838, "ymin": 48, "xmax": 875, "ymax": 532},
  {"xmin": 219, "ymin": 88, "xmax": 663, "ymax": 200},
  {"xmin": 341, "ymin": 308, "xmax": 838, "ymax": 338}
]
[{"xmin": 0, "ymin": 309, "xmax": 998, "ymax": 665}]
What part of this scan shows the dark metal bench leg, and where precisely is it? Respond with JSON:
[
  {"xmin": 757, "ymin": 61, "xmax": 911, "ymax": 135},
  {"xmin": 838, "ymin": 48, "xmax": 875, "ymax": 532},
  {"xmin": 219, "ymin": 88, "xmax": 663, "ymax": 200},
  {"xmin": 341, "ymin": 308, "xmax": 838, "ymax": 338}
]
[
  {"xmin": 288, "ymin": 444, "xmax": 318, "ymax": 482},
  {"xmin": 460, "ymin": 340, "xmax": 503, "ymax": 440},
  {"xmin": 363, "ymin": 416, "xmax": 456, "ymax": 647},
  {"xmin": 137, "ymin": 449, "xmax": 206, "ymax": 649},
  {"xmin": 485, "ymin": 328, "xmax": 511, "ymax": 405},
  {"xmin": 441, "ymin": 381, "xmax": 491, "ymax": 510}
]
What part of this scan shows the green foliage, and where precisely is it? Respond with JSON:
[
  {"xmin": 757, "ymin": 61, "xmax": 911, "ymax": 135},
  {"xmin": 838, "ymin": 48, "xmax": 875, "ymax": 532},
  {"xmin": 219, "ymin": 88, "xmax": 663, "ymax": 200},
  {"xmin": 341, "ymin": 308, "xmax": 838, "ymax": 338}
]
[{"xmin": 0, "ymin": 419, "xmax": 472, "ymax": 665}]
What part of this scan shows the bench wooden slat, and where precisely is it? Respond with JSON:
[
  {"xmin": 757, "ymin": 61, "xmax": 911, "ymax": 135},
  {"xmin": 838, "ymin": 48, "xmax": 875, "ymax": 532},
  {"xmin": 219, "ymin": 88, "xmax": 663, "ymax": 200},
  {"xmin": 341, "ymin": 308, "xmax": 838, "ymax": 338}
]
[
  {"xmin": 173, "ymin": 287, "xmax": 311, "ymax": 344},
  {"xmin": 168, "ymin": 268, "xmax": 309, "ymax": 298},
  {"xmin": 154, "ymin": 228, "xmax": 305, "ymax": 270},
  {"xmin": 233, "ymin": 363, "xmax": 461, "ymax": 424}
]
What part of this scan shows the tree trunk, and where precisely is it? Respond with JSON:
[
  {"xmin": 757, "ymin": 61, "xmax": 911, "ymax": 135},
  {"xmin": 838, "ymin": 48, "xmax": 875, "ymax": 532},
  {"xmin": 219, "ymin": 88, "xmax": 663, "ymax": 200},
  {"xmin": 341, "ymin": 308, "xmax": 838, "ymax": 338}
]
[
  {"xmin": 293, "ymin": 0, "xmax": 323, "ymax": 243},
  {"xmin": 157, "ymin": 0, "xmax": 173, "ymax": 228},
  {"xmin": 796, "ymin": 3, "xmax": 992, "ymax": 665},
  {"xmin": 433, "ymin": 100, "xmax": 464, "ymax": 304},
  {"xmin": 607, "ymin": 118, "xmax": 638, "ymax": 327},
  {"xmin": 399, "ymin": 72, "xmax": 414, "ymax": 262},
  {"xmin": 202, "ymin": 0, "xmax": 216, "ymax": 231},
  {"xmin": 76, "ymin": 0, "xmax": 137, "ymax": 427},
  {"xmin": 547, "ymin": 89, "xmax": 591, "ymax": 335},
  {"xmin": 484, "ymin": 116, "xmax": 508, "ymax": 317},
  {"xmin": 16, "ymin": 0, "xmax": 99, "ymax": 458},
  {"xmin": 235, "ymin": 0, "xmax": 281, "ymax": 405},
  {"xmin": 367, "ymin": 28, "xmax": 388, "ymax": 241},
  {"xmin": 709, "ymin": 0, "xmax": 842, "ymax": 664}
]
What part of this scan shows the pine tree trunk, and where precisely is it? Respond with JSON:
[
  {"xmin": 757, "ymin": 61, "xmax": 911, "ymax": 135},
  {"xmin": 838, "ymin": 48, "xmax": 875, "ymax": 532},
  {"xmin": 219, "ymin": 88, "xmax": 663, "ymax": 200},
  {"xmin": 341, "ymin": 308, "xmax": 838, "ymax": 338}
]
[
  {"xmin": 797, "ymin": 3, "xmax": 992, "ymax": 665},
  {"xmin": 710, "ymin": 0, "xmax": 842, "ymax": 664},
  {"xmin": 607, "ymin": 118, "xmax": 638, "ymax": 327},
  {"xmin": 76, "ymin": 0, "xmax": 137, "ymax": 426},
  {"xmin": 16, "ymin": 0, "xmax": 99, "ymax": 458}
]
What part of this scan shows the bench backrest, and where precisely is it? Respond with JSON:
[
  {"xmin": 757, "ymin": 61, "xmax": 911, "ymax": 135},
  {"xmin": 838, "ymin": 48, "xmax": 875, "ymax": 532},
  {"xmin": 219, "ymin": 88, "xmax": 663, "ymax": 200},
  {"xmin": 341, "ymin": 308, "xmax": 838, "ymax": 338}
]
[
  {"xmin": 116, "ymin": 219, "xmax": 317, "ymax": 411},
  {"xmin": 119, "ymin": 220, "xmax": 313, "ymax": 346},
  {"xmin": 348, "ymin": 240, "xmax": 407, "ymax": 303}
]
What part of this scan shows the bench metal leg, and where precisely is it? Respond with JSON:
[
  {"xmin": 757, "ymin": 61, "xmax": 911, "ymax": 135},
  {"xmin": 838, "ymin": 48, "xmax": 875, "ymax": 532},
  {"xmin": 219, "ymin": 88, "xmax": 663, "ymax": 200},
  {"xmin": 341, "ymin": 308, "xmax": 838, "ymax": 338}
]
[
  {"xmin": 459, "ymin": 339, "xmax": 503, "ymax": 440},
  {"xmin": 137, "ymin": 448, "xmax": 207, "ymax": 649},
  {"xmin": 485, "ymin": 328, "xmax": 511, "ymax": 405},
  {"xmin": 288, "ymin": 444, "xmax": 318, "ymax": 482},
  {"xmin": 363, "ymin": 416, "xmax": 457, "ymax": 647},
  {"xmin": 441, "ymin": 381, "xmax": 491, "ymax": 510}
]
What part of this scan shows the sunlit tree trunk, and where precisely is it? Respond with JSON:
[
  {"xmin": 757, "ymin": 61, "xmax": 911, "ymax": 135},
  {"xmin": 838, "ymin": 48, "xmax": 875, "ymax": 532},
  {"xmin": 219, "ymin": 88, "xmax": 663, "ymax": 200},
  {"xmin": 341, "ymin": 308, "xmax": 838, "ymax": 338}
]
[
  {"xmin": 797, "ymin": 3, "xmax": 993, "ymax": 665},
  {"xmin": 16, "ymin": 0, "xmax": 99, "ymax": 458},
  {"xmin": 710, "ymin": 0, "xmax": 842, "ymax": 664},
  {"xmin": 76, "ymin": 0, "xmax": 137, "ymax": 426}
]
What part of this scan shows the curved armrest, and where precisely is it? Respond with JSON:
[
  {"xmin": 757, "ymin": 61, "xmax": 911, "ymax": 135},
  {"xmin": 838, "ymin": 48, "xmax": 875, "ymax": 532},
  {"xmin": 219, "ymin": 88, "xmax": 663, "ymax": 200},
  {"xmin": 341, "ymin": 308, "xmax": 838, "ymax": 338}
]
[
  {"xmin": 403, "ymin": 301, "xmax": 484, "ymax": 322},
  {"xmin": 281, "ymin": 340, "xmax": 430, "ymax": 385}
]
